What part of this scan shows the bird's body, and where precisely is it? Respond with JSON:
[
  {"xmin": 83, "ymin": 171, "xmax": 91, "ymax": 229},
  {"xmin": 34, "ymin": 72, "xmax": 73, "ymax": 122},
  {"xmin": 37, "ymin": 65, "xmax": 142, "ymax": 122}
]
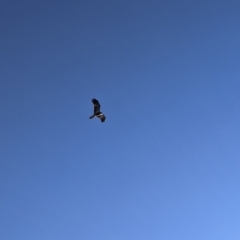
[{"xmin": 89, "ymin": 98, "xmax": 106, "ymax": 122}]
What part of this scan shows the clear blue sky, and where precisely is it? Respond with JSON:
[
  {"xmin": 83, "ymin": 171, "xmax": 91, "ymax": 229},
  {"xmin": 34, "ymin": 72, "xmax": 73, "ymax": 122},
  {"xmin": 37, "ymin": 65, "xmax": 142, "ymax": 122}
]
[{"xmin": 1, "ymin": 0, "xmax": 240, "ymax": 239}]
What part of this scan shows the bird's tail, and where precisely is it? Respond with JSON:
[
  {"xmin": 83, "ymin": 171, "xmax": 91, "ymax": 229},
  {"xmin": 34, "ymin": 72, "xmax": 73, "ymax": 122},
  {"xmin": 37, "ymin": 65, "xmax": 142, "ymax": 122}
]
[{"xmin": 89, "ymin": 115, "xmax": 95, "ymax": 119}]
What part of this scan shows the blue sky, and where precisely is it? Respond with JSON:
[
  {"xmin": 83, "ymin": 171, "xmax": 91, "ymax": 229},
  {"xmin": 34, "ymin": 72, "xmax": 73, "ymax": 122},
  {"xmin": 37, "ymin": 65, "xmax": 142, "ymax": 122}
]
[{"xmin": 1, "ymin": 0, "xmax": 240, "ymax": 239}]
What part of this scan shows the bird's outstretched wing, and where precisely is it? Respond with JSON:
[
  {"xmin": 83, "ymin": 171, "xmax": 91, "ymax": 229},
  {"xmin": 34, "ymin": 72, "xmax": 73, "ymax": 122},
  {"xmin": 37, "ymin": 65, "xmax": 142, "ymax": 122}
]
[
  {"xmin": 92, "ymin": 98, "xmax": 101, "ymax": 114},
  {"xmin": 97, "ymin": 113, "xmax": 106, "ymax": 122}
]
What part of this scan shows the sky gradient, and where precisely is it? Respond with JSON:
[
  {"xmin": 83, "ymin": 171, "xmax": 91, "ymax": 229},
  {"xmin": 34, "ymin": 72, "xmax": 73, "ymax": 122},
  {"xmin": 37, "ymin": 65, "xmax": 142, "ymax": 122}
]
[{"xmin": 1, "ymin": 0, "xmax": 240, "ymax": 239}]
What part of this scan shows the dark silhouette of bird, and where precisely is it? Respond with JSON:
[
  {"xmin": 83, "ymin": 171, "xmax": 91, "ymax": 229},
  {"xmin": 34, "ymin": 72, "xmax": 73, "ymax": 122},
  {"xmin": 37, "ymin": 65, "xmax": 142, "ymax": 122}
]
[{"xmin": 89, "ymin": 98, "xmax": 106, "ymax": 122}]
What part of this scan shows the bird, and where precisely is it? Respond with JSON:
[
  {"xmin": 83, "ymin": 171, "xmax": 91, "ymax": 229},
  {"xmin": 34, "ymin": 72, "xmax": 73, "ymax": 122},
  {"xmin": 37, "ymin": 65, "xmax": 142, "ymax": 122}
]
[{"xmin": 89, "ymin": 98, "xmax": 106, "ymax": 122}]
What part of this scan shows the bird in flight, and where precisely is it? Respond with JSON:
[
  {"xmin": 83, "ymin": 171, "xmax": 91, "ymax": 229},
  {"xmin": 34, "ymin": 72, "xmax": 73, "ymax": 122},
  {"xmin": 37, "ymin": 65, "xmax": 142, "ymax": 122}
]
[{"xmin": 89, "ymin": 98, "xmax": 106, "ymax": 122}]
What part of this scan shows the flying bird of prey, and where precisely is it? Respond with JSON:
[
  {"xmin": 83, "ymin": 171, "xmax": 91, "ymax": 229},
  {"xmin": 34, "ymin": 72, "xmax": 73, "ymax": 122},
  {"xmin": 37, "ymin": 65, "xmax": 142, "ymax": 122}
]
[{"xmin": 89, "ymin": 98, "xmax": 106, "ymax": 122}]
